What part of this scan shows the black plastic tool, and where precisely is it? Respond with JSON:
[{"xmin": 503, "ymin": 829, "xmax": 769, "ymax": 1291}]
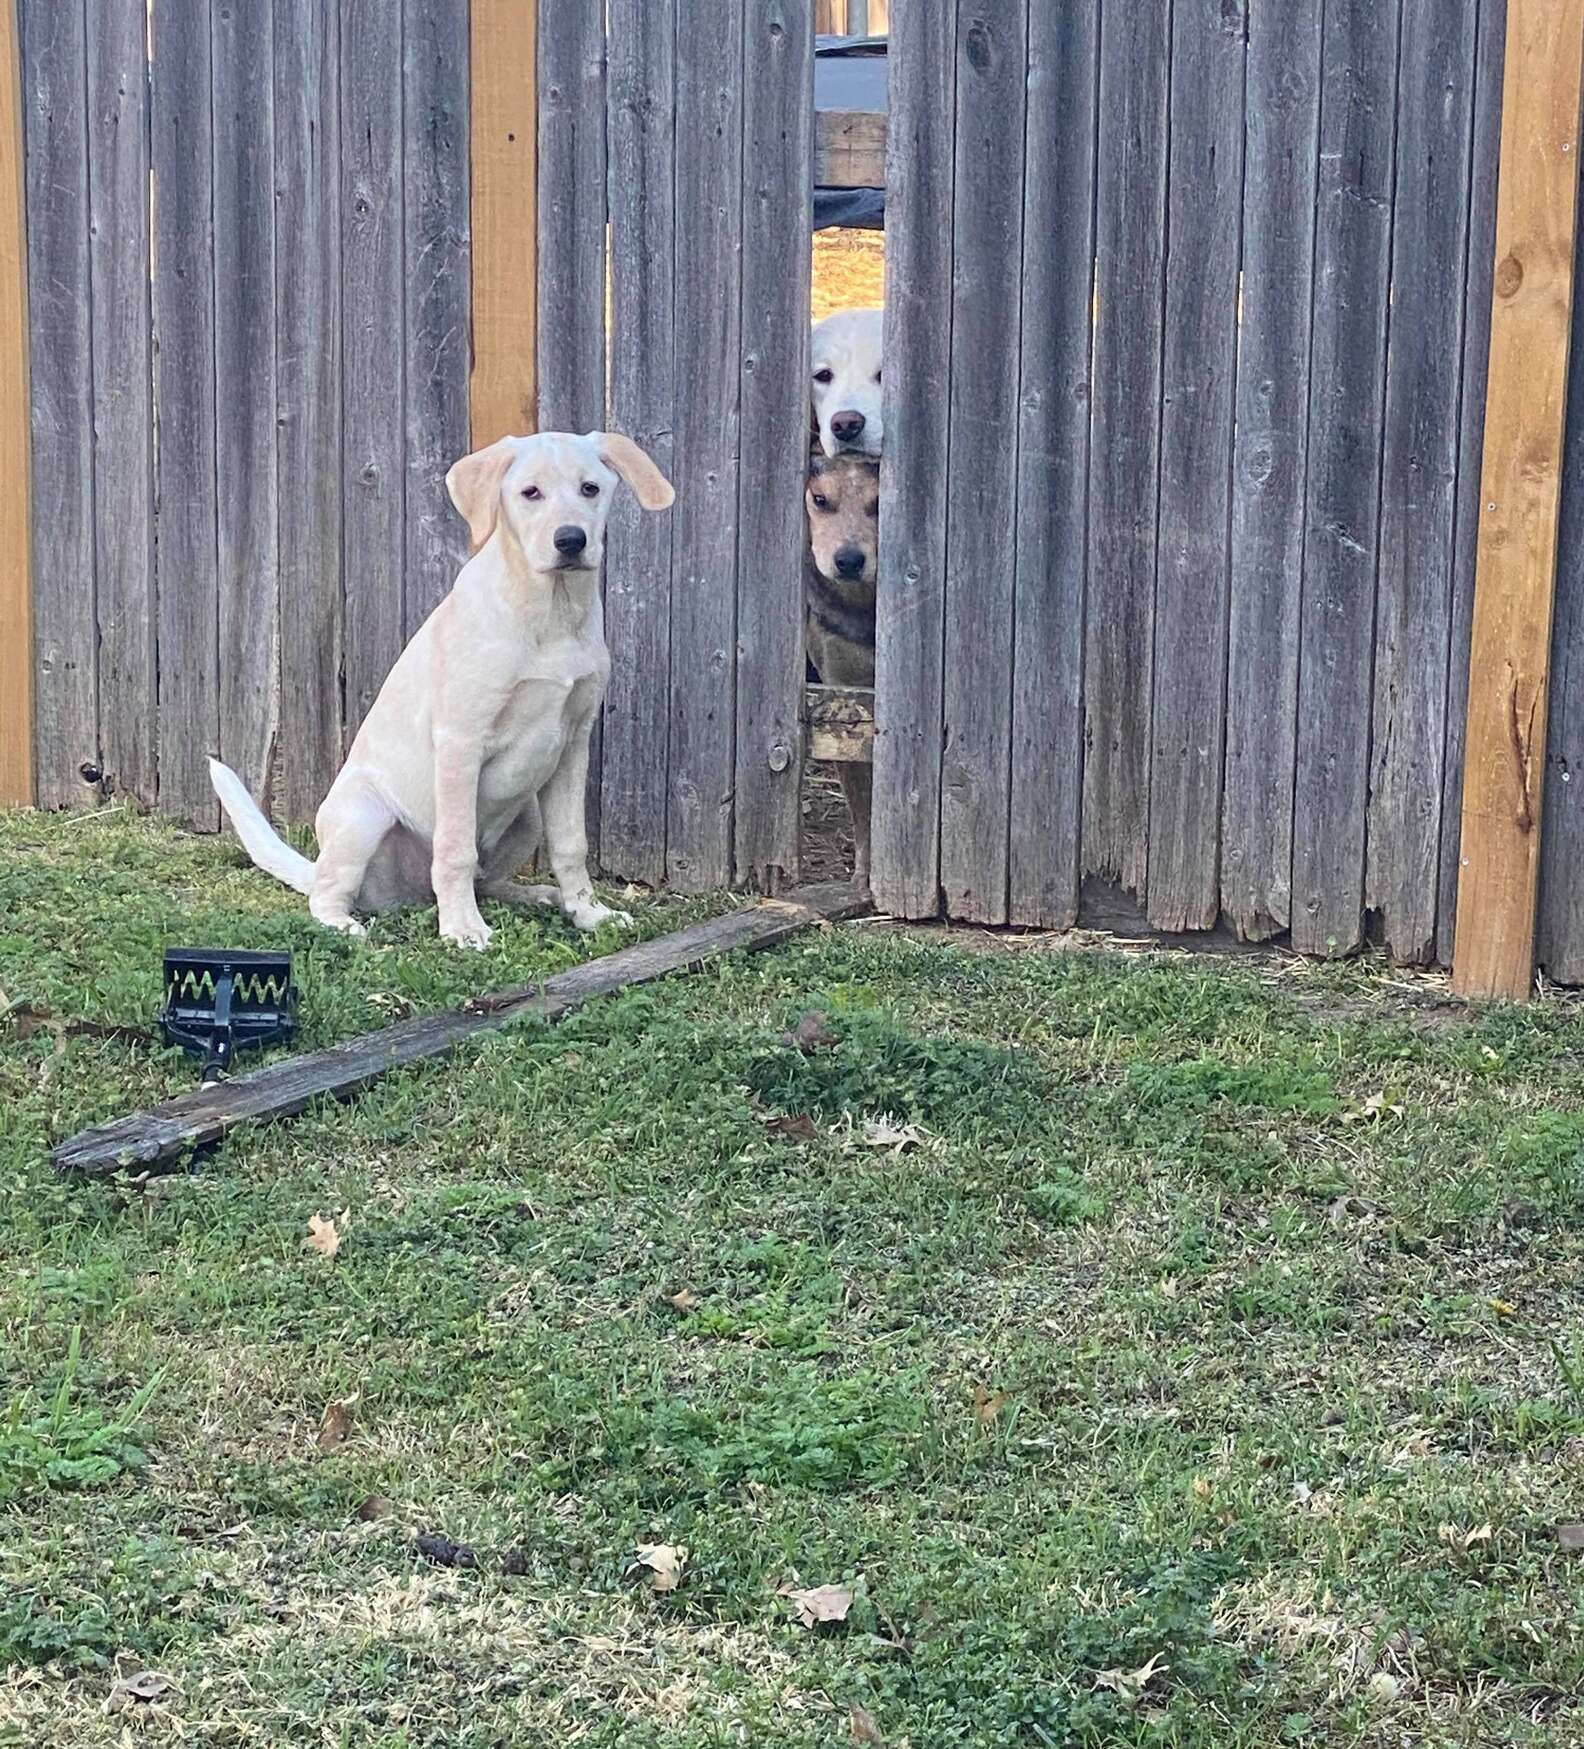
[{"xmin": 159, "ymin": 949, "xmax": 297, "ymax": 1085}]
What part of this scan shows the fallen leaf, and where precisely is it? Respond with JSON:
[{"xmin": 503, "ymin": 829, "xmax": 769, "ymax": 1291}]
[
  {"xmin": 354, "ymin": 1494, "xmax": 392, "ymax": 1522},
  {"xmin": 667, "ymin": 1288, "xmax": 701, "ymax": 1312},
  {"xmin": 972, "ymin": 1384, "xmax": 1010, "ymax": 1426},
  {"xmin": 1191, "ymin": 1475, "xmax": 1215, "ymax": 1503},
  {"xmin": 782, "ymin": 1009, "xmax": 839, "ymax": 1054},
  {"xmin": 1094, "ymin": 1651, "xmax": 1168, "ymax": 1703},
  {"xmin": 1328, "ymin": 1194, "xmax": 1383, "ymax": 1225},
  {"xmin": 763, "ymin": 1113, "xmax": 820, "ymax": 1142},
  {"xmin": 849, "ymin": 1701, "xmax": 886, "ymax": 1744},
  {"xmin": 1488, "ymin": 1297, "xmax": 1518, "ymax": 1320},
  {"xmin": 634, "ymin": 1541, "xmax": 688, "ymax": 1593},
  {"xmin": 415, "ymin": 1531, "xmax": 477, "ymax": 1569},
  {"xmin": 317, "ymin": 1397, "xmax": 356, "ymax": 1451},
  {"xmin": 787, "ymin": 1582, "xmax": 854, "ymax": 1629},
  {"xmin": 106, "ymin": 1670, "xmax": 178, "ymax": 1714},
  {"xmin": 1555, "ymin": 1522, "xmax": 1584, "ymax": 1553},
  {"xmin": 861, "ymin": 1116, "xmax": 928, "ymax": 1154},
  {"xmin": 1437, "ymin": 1521, "xmax": 1493, "ymax": 1554},
  {"xmin": 305, "ymin": 1213, "xmax": 342, "ymax": 1259},
  {"xmin": 1367, "ymin": 1672, "xmax": 1400, "ymax": 1704}
]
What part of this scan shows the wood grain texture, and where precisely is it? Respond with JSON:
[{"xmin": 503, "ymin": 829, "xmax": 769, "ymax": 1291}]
[
  {"xmin": 469, "ymin": 0, "xmax": 537, "ymax": 445},
  {"xmin": 734, "ymin": 0, "xmax": 812, "ymax": 892},
  {"xmin": 85, "ymin": 0, "xmax": 154, "ymax": 809},
  {"xmin": 151, "ymin": 0, "xmax": 219, "ymax": 827},
  {"xmin": 939, "ymin": 0, "xmax": 1026, "ymax": 924},
  {"xmin": 1147, "ymin": 0, "xmax": 1246, "ymax": 933},
  {"xmin": 807, "ymin": 683, "xmax": 874, "ymax": 763},
  {"xmin": 1291, "ymin": 0, "xmax": 1402, "ymax": 955},
  {"xmin": 213, "ymin": 0, "xmax": 279, "ymax": 803},
  {"xmin": 21, "ymin": 0, "xmax": 97, "ymax": 809},
  {"xmin": 1222, "ymin": 0, "xmax": 1324, "ymax": 943},
  {"xmin": 274, "ymin": 0, "xmax": 344, "ymax": 822},
  {"xmin": 815, "ymin": 108, "xmax": 886, "ymax": 188},
  {"xmin": 602, "ymin": 0, "xmax": 676, "ymax": 888},
  {"xmin": 1008, "ymin": 0, "xmax": 1099, "ymax": 929},
  {"xmin": 1366, "ymin": 0, "xmax": 1479, "ymax": 964},
  {"xmin": 1455, "ymin": 0, "xmax": 1584, "ymax": 998},
  {"xmin": 0, "ymin": 0, "xmax": 32, "ymax": 805},
  {"xmin": 872, "ymin": 0, "xmax": 954, "ymax": 918},
  {"xmin": 1083, "ymin": 0, "xmax": 1170, "ymax": 898},
  {"xmin": 340, "ymin": 0, "xmax": 405, "ymax": 738},
  {"xmin": 666, "ymin": 0, "xmax": 742, "ymax": 892},
  {"xmin": 54, "ymin": 883, "xmax": 872, "ymax": 1176},
  {"xmin": 403, "ymin": 0, "xmax": 470, "ymax": 637}
]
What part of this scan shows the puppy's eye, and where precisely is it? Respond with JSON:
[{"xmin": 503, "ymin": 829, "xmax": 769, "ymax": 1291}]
[
  {"xmin": 580, "ymin": 481, "xmax": 600, "ymax": 498},
  {"xmin": 813, "ymin": 368, "xmax": 834, "ymax": 385},
  {"xmin": 521, "ymin": 485, "xmax": 542, "ymax": 501},
  {"xmin": 811, "ymin": 493, "xmax": 829, "ymax": 512}
]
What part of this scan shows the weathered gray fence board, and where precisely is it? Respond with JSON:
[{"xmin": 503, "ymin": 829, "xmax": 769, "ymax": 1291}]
[
  {"xmin": 1083, "ymin": 0, "xmax": 1170, "ymax": 898},
  {"xmin": 213, "ymin": 0, "xmax": 279, "ymax": 803},
  {"xmin": 1008, "ymin": 0, "xmax": 1099, "ymax": 930},
  {"xmin": 274, "ymin": 0, "xmax": 344, "ymax": 822},
  {"xmin": 85, "ymin": 0, "xmax": 155, "ymax": 810},
  {"xmin": 602, "ymin": 0, "xmax": 677, "ymax": 889},
  {"xmin": 1221, "ymin": 0, "xmax": 1323, "ymax": 943},
  {"xmin": 734, "ymin": 0, "xmax": 812, "ymax": 892},
  {"xmin": 402, "ymin": 0, "xmax": 471, "ymax": 640},
  {"xmin": 23, "ymin": 0, "xmax": 98, "ymax": 809},
  {"xmin": 939, "ymin": 1, "xmax": 1026, "ymax": 925},
  {"xmin": 1147, "ymin": 0, "xmax": 1247, "ymax": 933},
  {"xmin": 1291, "ymin": 0, "xmax": 1401, "ymax": 957},
  {"xmin": 151, "ymin": 0, "xmax": 219, "ymax": 828},
  {"xmin": 666, "ymin": 0, "xmax": 742, "ymax": 892},
  {"xmin": 873, "ymin": 0, "xmax": 955, "ymax": 919}
]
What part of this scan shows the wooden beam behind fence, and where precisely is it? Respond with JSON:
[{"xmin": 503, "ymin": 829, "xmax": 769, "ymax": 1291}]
[
  {"xmin": 1453, "ymin": 0, "xmax": 1584, "ymax": 1001},
  {"xmin": 0, "ymin": 0, "xmax": 30, "ymax": 806}
]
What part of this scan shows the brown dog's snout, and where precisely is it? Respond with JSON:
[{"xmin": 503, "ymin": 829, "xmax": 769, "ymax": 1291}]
[
  {"xmin": 830, "ymin": 410, "xmax": 867, "ymax": 444},
  {"xmin": 553, "ymin": 524, "xmax": 588, "ymax": 556},
  {"xmin": 833, "ymin": 543, "xmax": 867, "ymax": 580}
]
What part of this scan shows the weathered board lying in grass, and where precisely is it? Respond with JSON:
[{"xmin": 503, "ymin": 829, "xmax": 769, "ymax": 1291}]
[{"xmin": 52, "ymin": 884, "xmax": 870, "ymax": 1177}]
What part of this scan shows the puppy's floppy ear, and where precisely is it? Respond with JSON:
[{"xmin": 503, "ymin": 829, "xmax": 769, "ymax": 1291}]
[
  {"xmin": 593, "ymin": 432, "xmax": 675, "ymax": 511},
  {"xmin": 445, "ymin": 436, "xmax": 518, "ymax": 552}
]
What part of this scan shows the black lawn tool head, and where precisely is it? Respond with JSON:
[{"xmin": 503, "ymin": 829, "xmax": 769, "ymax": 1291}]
[{"xmin": 159, "ymin": 949, "xmax": 297, "ymax": 1085}]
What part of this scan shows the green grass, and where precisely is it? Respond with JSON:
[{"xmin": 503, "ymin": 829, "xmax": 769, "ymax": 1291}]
[{"xmin": 4, "ymin": 807, "xmax": 1584, "ymax": 1746}]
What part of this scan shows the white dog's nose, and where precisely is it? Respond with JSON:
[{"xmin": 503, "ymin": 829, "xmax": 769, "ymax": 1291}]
[
  {"xmin": 830, "ymin": 410, "xmax": 867, "ymax": 444},
  {"xmin": 553, "ymin": 524, "xmax": 588, "ymax": 556}
]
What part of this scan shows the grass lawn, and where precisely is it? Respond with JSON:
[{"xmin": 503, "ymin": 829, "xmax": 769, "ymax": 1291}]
[{"xmin": 3, "ymin": 808, "xmax": 1584, "ymax": 1747}]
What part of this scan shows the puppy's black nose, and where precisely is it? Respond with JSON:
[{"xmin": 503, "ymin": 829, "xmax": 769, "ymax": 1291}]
[
  {"xmin": 830, "ymin": 410, "xmax": 867, "ymax": 444},
  {"xmin": 834, "ymin": 544, "xmax": 867, "ymax": 580},
  {"xmin": 553, "ymin": 524, "xmax": 588, "ymax": 556}
]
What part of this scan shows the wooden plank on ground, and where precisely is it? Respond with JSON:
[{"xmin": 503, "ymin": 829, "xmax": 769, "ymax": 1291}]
[
  {"xmin": 1222, "ymin": 0, "xmax": 1324, "ymax": 943},
  {"xmin": 735, "ymin": 0, "xmax": 812, "ymax": 893},
  {"xmin": 1455, "ymin": 0, "xmax": 1584, "ymax": 1000},
  {"xmin": 807, "ymin": 684, "xmax": 874, "ymax": 764},
  {"xmin": 403, "ymin": 0, "xmax": 471, "ymax": 637},
  {"xmin": 0, "ymin": 0, "xmax": 31, "ymax": 806},
  {"xmin": 602, "ymin": 0, "xmax": 677, "ymax": 888},
  {"xmin": 939, "ymin": 0, "xmax": 1025, "ymax": 925},
  {"xmin": 53, "ymin": 883, "xmax": 873, "ymax": 1176},
  {"xmin": 214, "ymin": 0, "xmax": 280, "ymax": 804},
  {"xmin": 1008, "ymin": 1, "xmax": 1098, "ymax": 930},
  {"xmin": 151, "ymin": 0, "xmax": 219, "ymax": 828},
  {"xmin": 1146, "ymin": 0, "xmax": 1246, "ymax": 933},
  {"xmin": 815, "ymin": 109, "xmax": 886, "ymax": 188},
  {"xmin": 275, "ymin": 0, "xmax": 344, "ymax": 822},
  {"xmin": 667, "ymin": 0, "xmax": 742, "ymax": 892},
  {"xmin": 1082, "ymin": 0, "xmax": 1170, "ymax": 899},
  {"xmin": 1366, "ymin": 0, "xmax": 1480, "ymax": 964},
  {"xmin": 872, "ymin": 0, "xmax": 954, "ymax": 919},
  {"xmin": 21, "ymin": 0, "xmax": 97, "ymax": 810},
  {"xmin": 1291, "ymin": 0, "xmax": 1402, "ymax": 955},
  {"xmin": 85, "ymin": 0, "xmax": 155, "ymax": 810},
  {"xmin": 469, "ymin": 0, "xmax": 537, "ymax": 445},
  {"xmin": 341, "ymin": 0, "xmax": 405, "ymax": 739}
]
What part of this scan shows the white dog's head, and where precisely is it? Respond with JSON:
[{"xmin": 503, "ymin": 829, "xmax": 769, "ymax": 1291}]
[
  {"xmin": 811, "ymin": 307, "xmax": 884, "ymax": 459},
  {"xmin": 445, "ymin": 431, "xmax": 674, "ymax": 573}
]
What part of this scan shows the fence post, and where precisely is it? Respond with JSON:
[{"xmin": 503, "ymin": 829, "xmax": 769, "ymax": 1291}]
[
  {"xmin": 470, "ymin": 0, "xmax": 538, "ymax": 444},
  {"xmin": 1453, "ymin": 0, "xmax": 1584, "ymax": 1000},
  {"xmin": 0, "ymin": 0, "xmax": 31, "ymax": 807}
]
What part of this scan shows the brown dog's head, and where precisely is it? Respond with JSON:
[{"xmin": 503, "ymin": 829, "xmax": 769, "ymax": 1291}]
[{"xmin": 805, "ymin": 454, "xmax": 879, "ymax": 588}]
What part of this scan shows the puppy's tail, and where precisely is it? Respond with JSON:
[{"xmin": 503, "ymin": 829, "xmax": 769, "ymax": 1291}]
[{"xmin": 208, "ymin": 757, "xmax": 316, "ymax": 895}]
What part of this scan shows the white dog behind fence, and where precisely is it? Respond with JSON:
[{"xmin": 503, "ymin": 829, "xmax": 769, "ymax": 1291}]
[{"xmin": 811, "ymin": 307, "xmax": 884, "ymax": 459}]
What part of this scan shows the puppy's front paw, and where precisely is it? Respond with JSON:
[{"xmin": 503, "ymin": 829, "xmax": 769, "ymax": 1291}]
[
  {"xmin": 440, "ymin": 912, "xmax": 494, "ymax": 951},
  {"xmin": 570, "ymin": 901, "xmax": 633, "ymax": 933}
]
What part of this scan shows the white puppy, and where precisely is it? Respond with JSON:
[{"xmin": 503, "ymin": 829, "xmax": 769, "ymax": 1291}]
[
  {"xmin": 209, "ymin": 430, "xmax": 674, "ymax": 949},
  {"xmin": 811, "ymin": 307, "xmax": 884, "ymax": 459}
]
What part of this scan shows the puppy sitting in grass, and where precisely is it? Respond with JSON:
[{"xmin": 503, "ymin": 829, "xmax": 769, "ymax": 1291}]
[{"xmin": 804, "ymin": 453, "xmax": 878, "ymax": 888}]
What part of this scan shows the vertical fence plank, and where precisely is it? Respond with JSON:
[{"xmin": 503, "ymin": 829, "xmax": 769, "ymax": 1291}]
[
  {"xmin": 1456, "ymin": 0, "xmax": 1584, "ymax": 998},
  {"xmin": 341, "ymin": 0, "xmax": 405, "ymax": 737},
  {"xmin": 1083, "ymin": 0, "xmax": 1170, "ymax": 899},
  {"xmin": 403, "ymin": 0, "xmax": 469, "ymax": 638},
  {"xmin": 734, "ymin": 0, "xmax": 812, "ymax": 891},
  {"xmin": 666, "ymin": 0, "xmax": 741, "ymax": 892},
  {"xmin": 1291, "ymin": 0, "xmax": 1402, "ymax": 955},
  {"xmin": 86, "ymin": 0, "xmax": 154, "ymax": 809},
  {"xmin": 275, "ymin": 0, "xmax": 343, "ymax": 822},
  {"xmin": 22, "ymin": 0, "xmax": 97, "ymax": 809},
  {"xmin": 1147, "ymin": 0, "xmax": 1246, "ymax": 932},
  {"xmin": 0, "ymin": 0, "xmax": 28, "ymax": 806},
  {"xmin": 1222, "ymin": 0, "xmax": 1323, "ymax": 942},
  {"xmin": 151, "ymin": 0, "xmax": 219, "ymax": 827},
  {"xmin": 603, "ymin": 0, "xmax": 676, "ymax": 887},
  {"xmin": 1008, "ymin": 0, "xmax": 1099, "ymax": 929},
  {"xmin": 939, "ymin": 0, "xmax": 1026, "ymax": 924},
  {"xmin": 873, "ymin": 0, "xmax": 955, "ymax": 918},
  {"xmin": 1366, "ymin": 0, "xmax": 1479, "ymax": 964},
  {"xmin": 213, "ymin": 0, "xmax": 278, "ymax": 803}
]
